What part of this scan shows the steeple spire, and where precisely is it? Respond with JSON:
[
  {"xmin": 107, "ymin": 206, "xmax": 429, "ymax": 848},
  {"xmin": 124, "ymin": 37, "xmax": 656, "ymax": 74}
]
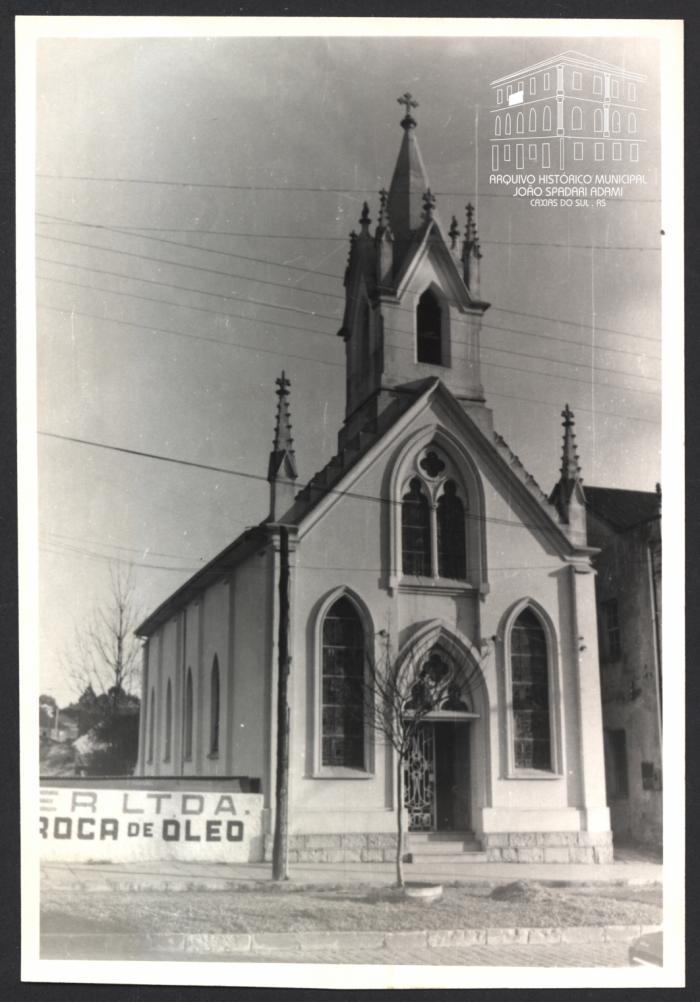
[
  {"xmin": 549, "ymin": 403, "xmax": 587, "ymax": 543},
  {"xmin": 268, "ymin": 371, "xmax": 298, "ymax": 521},
  {"xmin": 386, "ymin": 92, "xmax": 431, "ymax": 243}
]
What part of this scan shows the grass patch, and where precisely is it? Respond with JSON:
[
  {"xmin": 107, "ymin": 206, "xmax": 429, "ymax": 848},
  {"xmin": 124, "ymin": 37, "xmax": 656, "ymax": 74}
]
[{"xmin": 41, "ymin": 881, "xmax": 662, "ymax": 936}]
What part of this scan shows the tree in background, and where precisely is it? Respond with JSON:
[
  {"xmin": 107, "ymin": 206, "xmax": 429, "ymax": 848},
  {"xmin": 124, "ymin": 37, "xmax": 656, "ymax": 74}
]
[
  {"xmin": 62, "ymin": 564, "xmax": 142, "ymax": 702},
  {"xmin": 58, "ymin": 565, "xmax": 143, "ymax": 774}
]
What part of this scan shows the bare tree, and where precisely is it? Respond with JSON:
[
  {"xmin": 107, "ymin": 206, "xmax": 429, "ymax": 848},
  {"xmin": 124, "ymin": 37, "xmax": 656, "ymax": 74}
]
[
  {"xmin": 62, "ymin": 564, "xmax": 143, "ymax": 703},
  {"xmin": 361, "ymin": 634, "xmax": 490, "ymax": 888}
]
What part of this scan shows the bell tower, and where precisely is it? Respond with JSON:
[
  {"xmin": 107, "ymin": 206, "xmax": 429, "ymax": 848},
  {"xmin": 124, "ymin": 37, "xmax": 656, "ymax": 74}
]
[{"xmin": 337, "ymin": 95, "xmax": 491, "ymax": 448}]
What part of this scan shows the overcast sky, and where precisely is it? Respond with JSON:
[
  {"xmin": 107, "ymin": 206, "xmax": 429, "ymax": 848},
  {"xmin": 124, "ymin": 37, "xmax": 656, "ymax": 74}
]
[{"xmin": 34, "ymin": 32, "xmax": 662, "ymax": 705}]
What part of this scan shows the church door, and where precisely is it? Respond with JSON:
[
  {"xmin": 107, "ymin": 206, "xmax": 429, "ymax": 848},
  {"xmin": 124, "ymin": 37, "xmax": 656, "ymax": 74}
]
[{"xmin": 404, "ymin": 721, "xmax": 471, "ymax": 832}]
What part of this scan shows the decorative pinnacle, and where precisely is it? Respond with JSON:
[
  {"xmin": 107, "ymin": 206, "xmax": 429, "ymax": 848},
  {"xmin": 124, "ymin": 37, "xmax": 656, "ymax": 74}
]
[
  {"xmin": 465, "ymin": 202, "xmax": 476, "ymax": 240},
  {"xmin": 359, "ymin": 201, "xmax": 371, "ymax": 231},
  {"xmin": 378, "ymin": 187, "xmax": 388, "ymax": 226},
  {"xmin": 422, "ymin": 188, "xmax": 436, "ymax": 221},
  {"xmin": 397, "ymin": 91, "xmax": 418, "ymax": 130},
  {"xmin": 449, "ymin": 215, "xmax": 460, "ymax": 251},
  {"xmin": 560, "ymin": 403, "xmax": 582, "ymax": 482}
]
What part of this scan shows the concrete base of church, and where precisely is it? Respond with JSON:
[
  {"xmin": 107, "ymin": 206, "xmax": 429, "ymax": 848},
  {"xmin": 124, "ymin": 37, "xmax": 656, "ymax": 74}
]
[
  {"xmin": 481, "ymin": 831, "xmax": 614, "ymax": 864},
  {"xmin": 263, "ymin": 830, "xmax": 613, "ymax": 864}
]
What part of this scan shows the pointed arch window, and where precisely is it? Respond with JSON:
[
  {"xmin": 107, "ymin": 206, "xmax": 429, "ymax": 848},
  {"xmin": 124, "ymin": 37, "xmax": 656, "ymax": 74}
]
[
  {"xmin": 402, "ymin": 478, "xmax": 431, "ymax": 576},
  {"xmin": 594, "ymin": 108, "xmax": 603, "ymax": 133},
  {"xmin": 511, "ymin": 609, "xmax": 551, "ymax": 770},
  {"xmin": 505, "ymin": 113, "xmax": 512, "ymax": 135},
  {"xmin": 416, "ymin": 289, "xmax": 442, "ymax": 365},
  {"xmin": 163, "ymin": 679, "xmax": 172, "ymax": 762},
  {"xmin": 437, "ymin": 480, "xmax": 467, "ymax": 580},
  {"xmin": 516, "ymin": 112, "xmax": 524, "ymax": 134},
  {"xmin": 147, "ymin": 687, "xmax": 155, "ymax": 764},
  {"xmin": 210, "ymin": 656, "xmax": 220, "ymax": 757},
  {"xmin": 543, "ymin": 106, "xmax": 551, "ymax": 131},
  {"xmin": 628, "ymin": 112, "xmax": 637, "ymax": 134},
  {"xmin": 612, "ymin": 110, "xmax": 621, "ymax": 133},
  {"xmin": 321, "ymin": 597, "xmax": 365, "ymax": 769},
  {"xmin": 571, "ymin": 106, "xmax": 583, "ymax": 131},
  {"xmin": 184, "ymin": 667, "xmax": 194, "ymax": 762},
  {"xmin": 528, "ymin": 108, "xmax": 536, "ymax": 132},
  {"xmin": 495, "ymin": 115, "xmax": 501, "ymax": 136}
]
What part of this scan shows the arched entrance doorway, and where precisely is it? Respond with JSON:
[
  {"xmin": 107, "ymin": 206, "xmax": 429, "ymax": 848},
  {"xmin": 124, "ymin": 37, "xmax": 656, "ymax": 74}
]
[{"xmin": 401, "ymin": 647, "xmax": 480, "ymax": 833}]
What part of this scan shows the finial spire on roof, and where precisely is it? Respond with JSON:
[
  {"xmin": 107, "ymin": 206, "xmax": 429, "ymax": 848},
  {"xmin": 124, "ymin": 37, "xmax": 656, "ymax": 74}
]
[
  {"xmin": 422, "ymin": 188, "xmax": 436, "ymax": 222},
  {"xmin": 268, "ymin": 371, "xmax": 298, "ymax": 520},
  {"xmin": 560, "ymin": 403, "xmax": 582, "ymax": 483},
  {"xmin": 449, "ymin": 215, "xmax": 460, "ymax": 251},
  {"xmin": 465, "ymin": 202, "xmax": 476, "ymax": 241},
  {"xmin": 378, "ymin": 188, "xmax": 389, "ymax": 227},
  {"xmin": 397, "ymin": 91, "xmax": 418, "ymax": 130},
  {"xmin": 359, "ymin": 201, "xmax": 372, "ymax": 233}
]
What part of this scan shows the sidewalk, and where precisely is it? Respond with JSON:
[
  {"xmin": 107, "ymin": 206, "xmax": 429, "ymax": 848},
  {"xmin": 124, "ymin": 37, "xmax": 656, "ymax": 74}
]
[{"xmin": 41, "ymin": 853, "xmax": 662, "ymax": 893}]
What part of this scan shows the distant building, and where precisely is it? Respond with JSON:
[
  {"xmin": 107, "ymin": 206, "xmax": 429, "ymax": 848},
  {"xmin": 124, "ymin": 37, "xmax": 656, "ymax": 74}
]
[
  {"xmin": 490, "ymin": 50, "xmax": 645, "ymax": 172},
  {"xmin": 585, "ymin": 486, "xmax": 662, "ymax": 848}
]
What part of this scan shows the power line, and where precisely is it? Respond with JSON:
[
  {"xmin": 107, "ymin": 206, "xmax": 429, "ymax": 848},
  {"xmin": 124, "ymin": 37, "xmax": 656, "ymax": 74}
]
[
  {"xmin": 39, "ymin": 303, "xmax": 346, "ymax": 370},
  {"xmin": 35, "ymin": 171, "xmax": 662, "ymax": 203},
  {"xmin": 43, "ymin": 529, "xmax": 207, "ymax": 564},
  {"xmin": 37, "ymin": 282, "xmax": 660, "ymax": 424},
  {"xmin": 38, "ymin": 429, "xmax": 660, "ymax": 533},
  {"xmin": 37, "ymin": 225, "xmax": 661, "ymax": 347},
  {"xmin": 36, "ymin": 212, "xmax": 663, "ymax": 252}
]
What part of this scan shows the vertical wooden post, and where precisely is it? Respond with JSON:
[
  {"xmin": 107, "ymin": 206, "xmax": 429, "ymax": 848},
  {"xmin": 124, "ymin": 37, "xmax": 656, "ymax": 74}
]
[{"xmin": 272, "ymin": 525, "xmax": 291, "ymax": 881}]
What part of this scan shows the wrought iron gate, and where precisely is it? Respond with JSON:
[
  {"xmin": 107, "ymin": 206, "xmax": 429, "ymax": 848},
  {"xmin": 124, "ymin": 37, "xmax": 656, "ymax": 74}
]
[{"xmin": 404, "ymin": 724, "xmax": 436, "ymax": 831}]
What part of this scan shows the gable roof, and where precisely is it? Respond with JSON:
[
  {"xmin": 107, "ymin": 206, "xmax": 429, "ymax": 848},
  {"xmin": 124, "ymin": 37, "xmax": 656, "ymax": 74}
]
[
  {"xmin": 137, "ymin": 380, "xmax": 584, "ymax": 637},
  {"xmin": 585, "ymin": 486, "xmax": 660, "ymax": 532}
]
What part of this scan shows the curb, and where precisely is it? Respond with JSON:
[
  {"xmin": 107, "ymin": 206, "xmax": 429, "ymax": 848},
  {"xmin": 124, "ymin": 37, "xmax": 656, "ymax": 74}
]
[{"xmin": 41, "ymin": 923, "xmax": 662, "ymax": 958}]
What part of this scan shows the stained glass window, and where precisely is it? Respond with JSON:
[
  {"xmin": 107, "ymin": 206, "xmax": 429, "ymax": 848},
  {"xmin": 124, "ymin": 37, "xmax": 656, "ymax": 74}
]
[
  {"xmin": 322, "ymin": 598, "xmax": 365, "ymax": 768},
  {"xmin": 511, "ymin": 609, "xmax": 551, "ymax": 770}
]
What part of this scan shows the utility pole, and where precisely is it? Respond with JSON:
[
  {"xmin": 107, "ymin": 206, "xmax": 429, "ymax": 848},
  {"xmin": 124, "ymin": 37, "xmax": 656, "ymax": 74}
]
[{"xmin": 272, "ymin": 525, "xmax": 291, "ymax": 881}]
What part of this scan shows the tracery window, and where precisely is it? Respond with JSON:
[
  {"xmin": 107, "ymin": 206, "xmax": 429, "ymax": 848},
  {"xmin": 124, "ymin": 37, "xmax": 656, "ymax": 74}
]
[
  {"xmin": 321, "ymin": 597, "xmax": 365, "ymax": 769},
  {"xmin": 511, "ymin": 609, "xmax": 551, "ymax": 770},
  {"xmin": 401, "ymin": 447, "xmax": 468, "ymax": 583}
]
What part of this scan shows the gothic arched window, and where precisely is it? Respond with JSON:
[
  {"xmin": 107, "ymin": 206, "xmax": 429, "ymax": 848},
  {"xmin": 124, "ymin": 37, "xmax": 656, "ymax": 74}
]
[
  {"xmin": 495, "ymin": 115, "xmax": 501, "ymax": 136},
  {"xmin": 210, "ymin": 655, "xmax": 220, "ymax": 756},
  {"xmin": 416, "ymin": 289, "xmax": 442, "ymax": 365},
  {"xmin": 529, "ymin": 107, "xmax": 536, "ymax": 132},
  {"xmin": 402, "ymin": 478, "xmax": 431, "ymax": 576},
  {"xmin": 543, "ymin": 106, "xmax": 551, "ymax": 131},
  {"xmin": 516, "ymin": 112, "xmax": 524, "ymax": 134},
  {"xmin": 184, "ymin": 667, "xmax": 194, "ymax": 762},
  {"xmin": 147, "ymin": 687, "xmax": 155, "ymax": 764},
  {"xmin": 437, "ymin": 480, "xmax": 467, "ymax": 580},
  {"xmin": 594, "ymin": 108, "xmax": 603, "ymax": 133},
  {"xmin": 612, "ymin": 110, "xmax": 621, "ymax": 133},
  {"xmin": 628, "ymin": 112, "xmax": 637, "ymax": 134},
  {"xmin": 505, "ymin": 113, "xmax": 512, "ymax": 135},
  {"xmin": 164, "ymin": 679, "xmax": 172, "ymax": 762},
  {"xmin": 511, "ymin": 609, "xmax": 551, "ymax": 770},
  {"xmin": 321, "ymin": 597, "xmax": 365, "ymax": 768},
  {"xmin": 571, "ymin": 106, "xmax": 583, "ymax": 131}
]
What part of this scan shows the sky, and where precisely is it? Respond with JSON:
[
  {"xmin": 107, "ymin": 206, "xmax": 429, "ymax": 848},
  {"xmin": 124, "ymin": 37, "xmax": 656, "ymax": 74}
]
[{"xmin": 32, "ymin": 31, "xmax": 663, "ymax": 705}]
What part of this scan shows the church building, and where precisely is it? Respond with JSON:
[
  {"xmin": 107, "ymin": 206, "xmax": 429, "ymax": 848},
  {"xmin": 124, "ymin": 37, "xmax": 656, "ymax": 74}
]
[{"xmin": 135, "ymin": 94, "xmax": 613, "ymax": 865}]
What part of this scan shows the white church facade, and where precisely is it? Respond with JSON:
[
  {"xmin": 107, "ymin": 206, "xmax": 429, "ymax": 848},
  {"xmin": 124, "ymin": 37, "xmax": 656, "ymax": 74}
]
[{"xmin": 135, "ymin": 94, "xmax": 613, "ymax": 865}]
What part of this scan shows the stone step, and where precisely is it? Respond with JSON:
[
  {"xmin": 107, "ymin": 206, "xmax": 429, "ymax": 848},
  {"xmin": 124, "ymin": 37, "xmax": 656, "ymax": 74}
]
[{"xmin": 407, "ymin": 852, "xmax": 489, "ymax": 865}]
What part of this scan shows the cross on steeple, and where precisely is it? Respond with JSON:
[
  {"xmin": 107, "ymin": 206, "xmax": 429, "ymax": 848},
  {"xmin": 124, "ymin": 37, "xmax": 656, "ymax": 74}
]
[{"xmin": 397, "ymin": 91, "xmax": 419, "ymax": 129}]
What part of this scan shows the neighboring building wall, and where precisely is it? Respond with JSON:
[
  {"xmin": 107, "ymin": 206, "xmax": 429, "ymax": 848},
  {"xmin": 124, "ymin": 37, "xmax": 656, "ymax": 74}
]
[{"xmin": 588, "ymin": 510, "xmax": 662, "ymax": 847}]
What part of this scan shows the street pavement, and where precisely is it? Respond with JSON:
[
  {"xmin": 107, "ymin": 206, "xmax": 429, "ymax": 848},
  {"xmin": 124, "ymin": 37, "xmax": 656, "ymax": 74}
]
[{"xmin": 40, "ymin": 938, "xmax": 634, "ymax": 966}]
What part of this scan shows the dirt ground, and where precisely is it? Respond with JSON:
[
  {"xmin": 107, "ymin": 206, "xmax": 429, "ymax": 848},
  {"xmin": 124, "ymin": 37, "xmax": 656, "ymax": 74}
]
[{"xmin": 41, "ymin": 880, "xmax": 662, "ymax": 936}]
